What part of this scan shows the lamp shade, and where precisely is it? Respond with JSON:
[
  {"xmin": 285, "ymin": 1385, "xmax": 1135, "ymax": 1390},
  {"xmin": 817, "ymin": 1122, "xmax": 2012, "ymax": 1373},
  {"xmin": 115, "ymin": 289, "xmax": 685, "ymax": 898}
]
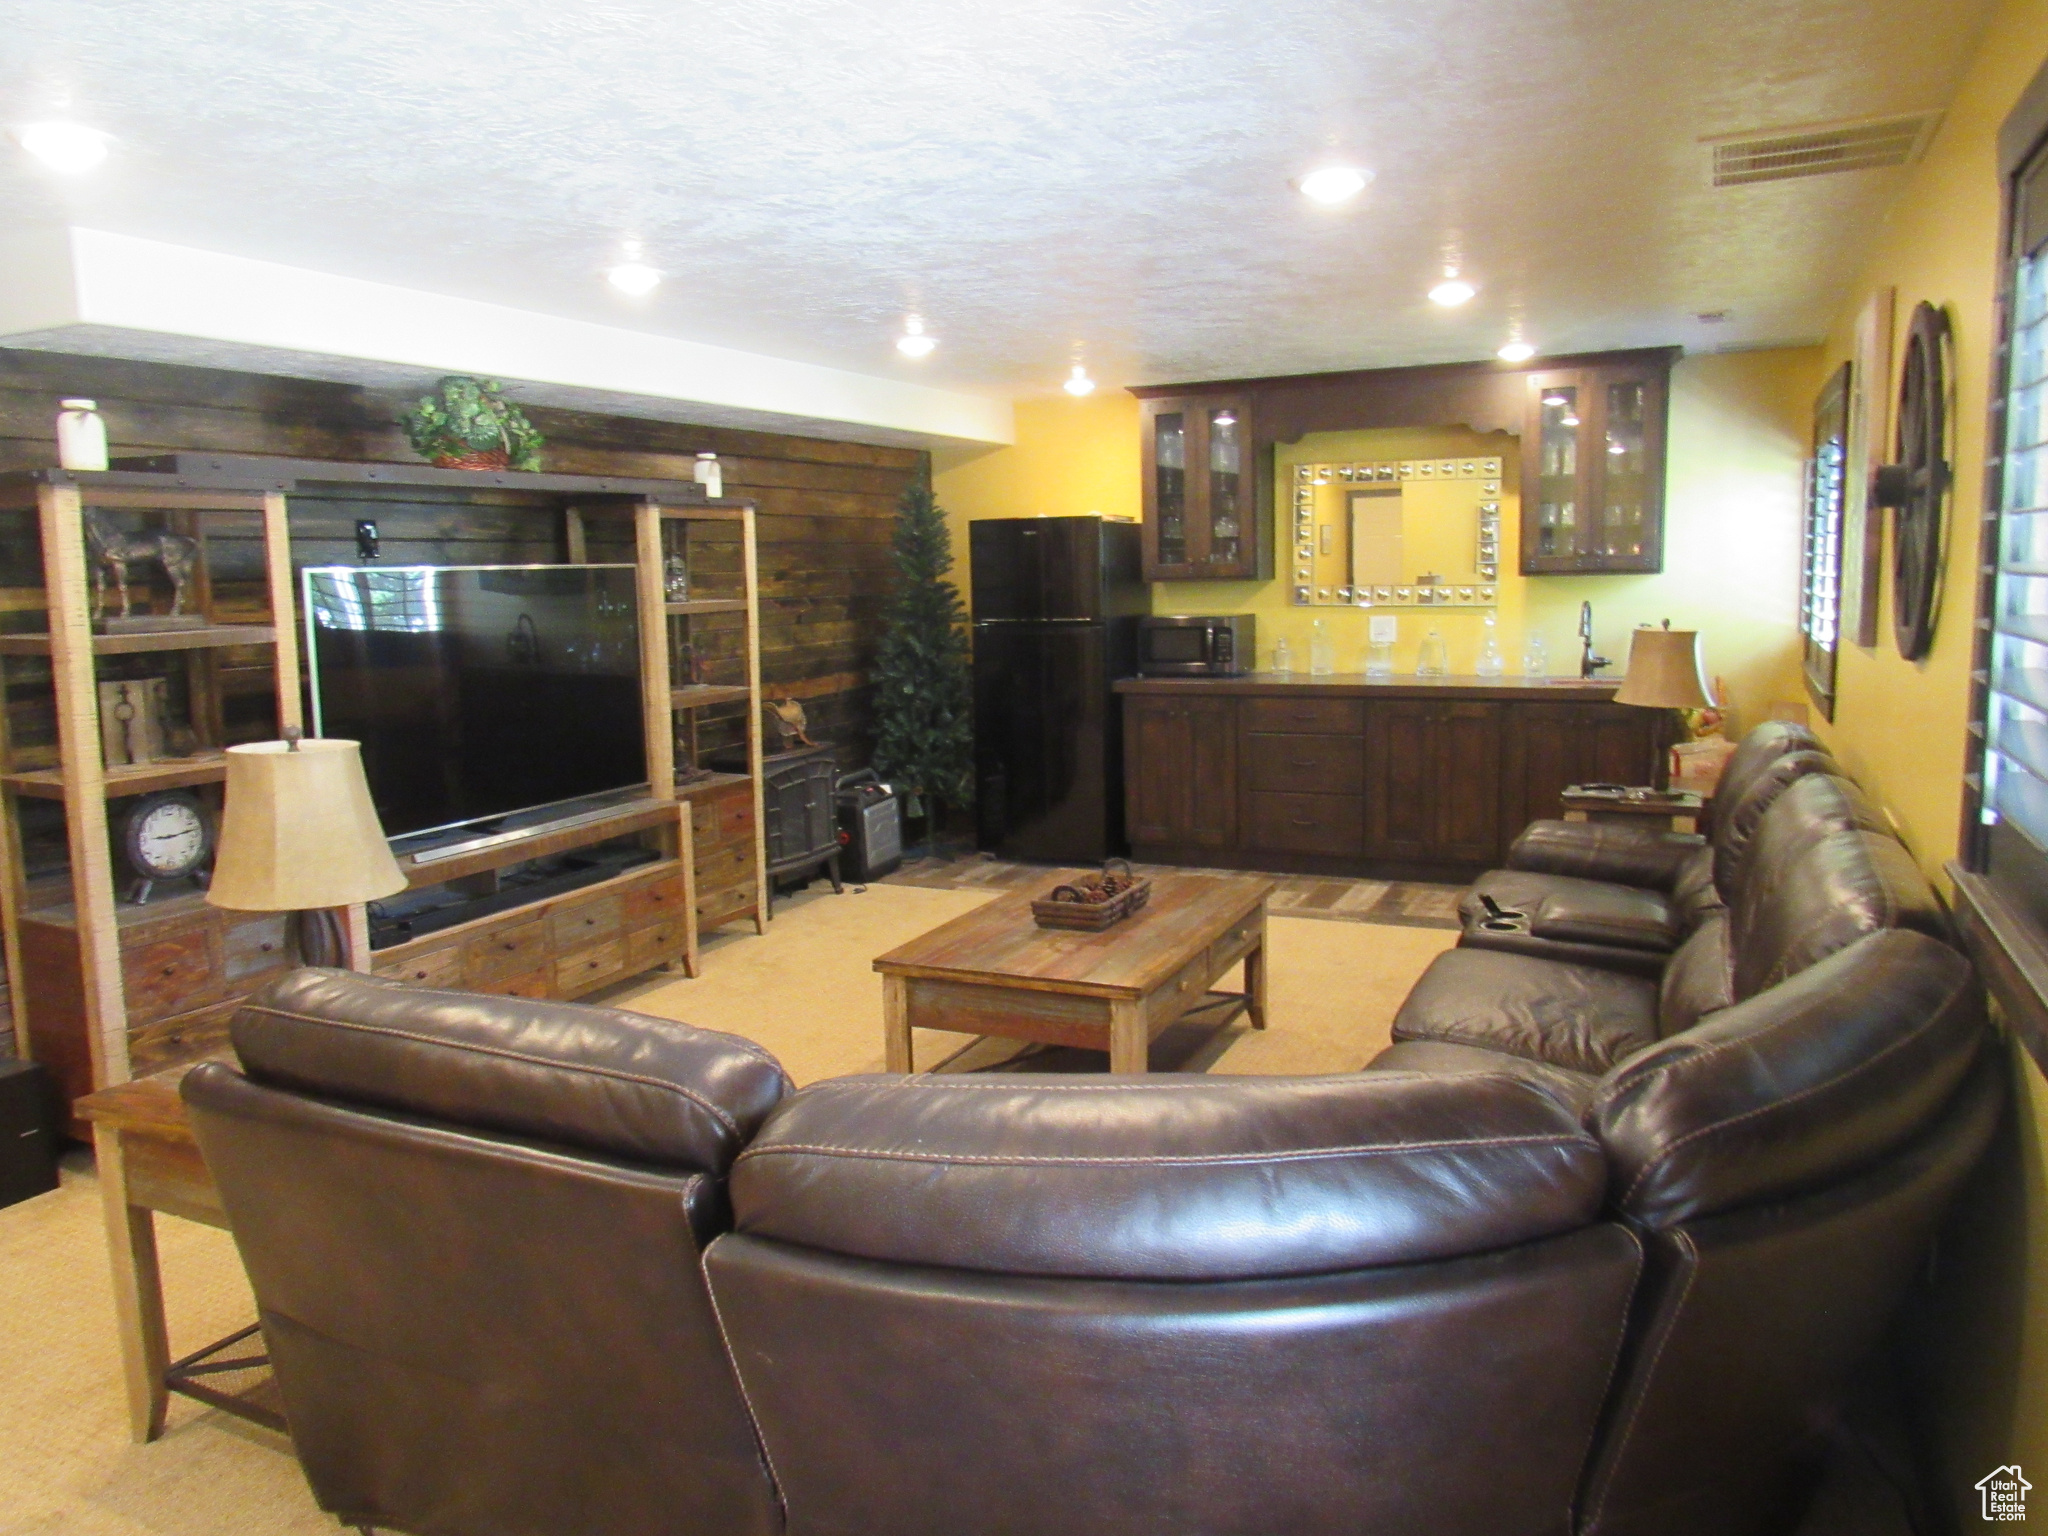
[
  {"xmin": 1612, "ymin": 627, "xmax": 1717, "ymax": 710},
  {"xmin": 206, "ymin": 738, "xmax": 407, "ymax": 912}
]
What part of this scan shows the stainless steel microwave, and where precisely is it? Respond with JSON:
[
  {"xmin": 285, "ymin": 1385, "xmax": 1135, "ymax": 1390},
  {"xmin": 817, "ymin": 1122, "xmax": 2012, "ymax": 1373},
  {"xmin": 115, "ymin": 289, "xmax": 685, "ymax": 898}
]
[{"xmin": 1137, "ymin": 615, "xmax": 1254, "ymax": 677}]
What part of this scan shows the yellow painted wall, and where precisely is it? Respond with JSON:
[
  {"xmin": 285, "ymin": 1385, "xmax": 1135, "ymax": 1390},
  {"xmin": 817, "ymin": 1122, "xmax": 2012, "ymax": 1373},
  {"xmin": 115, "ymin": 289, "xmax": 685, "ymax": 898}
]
[
  {"xmin": 1811, "ymin": 0, "xmax": 2048, "ymax": 879},
  {"xmin": 935, "ymin": 350, "xmax": 1817, "ymax": 735},
  {"xmin": 1798, "ymin": 0, "xmax": 2048, "ymax": 1520}
]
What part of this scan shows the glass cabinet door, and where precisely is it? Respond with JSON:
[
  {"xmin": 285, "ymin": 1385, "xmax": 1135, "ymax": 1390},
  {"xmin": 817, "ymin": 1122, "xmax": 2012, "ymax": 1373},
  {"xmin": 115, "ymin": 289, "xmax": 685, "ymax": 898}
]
[
  {"xmin": 1520, "ymin": 361, "xmax": 1668, "ymax": 574},
  {"xmin": 1206, "ymin": 405, "xmax": 1242, "ymax": 568},
  {"xmin": 1153, "ymin": 410, "xmax": 1188, "ymax": 567},
  {"xmin": 1599, "ymin": 379, "xmax": 1649, "ymax": 560},
  {"xmin": 1532, "ymin": 383, "xmax": 1580, "ymax": 562},
  {"xmin": 1142, "ymin": 393, "xmax": 1260, "ymax": 580}
]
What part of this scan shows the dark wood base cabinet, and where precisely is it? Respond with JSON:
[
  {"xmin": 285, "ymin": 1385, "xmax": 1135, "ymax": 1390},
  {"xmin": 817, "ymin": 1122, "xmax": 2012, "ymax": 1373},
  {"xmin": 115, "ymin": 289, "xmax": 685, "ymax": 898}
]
[{"xmin": 1118, "ymin": 677, "xmax": 1664, "ymax": 883}]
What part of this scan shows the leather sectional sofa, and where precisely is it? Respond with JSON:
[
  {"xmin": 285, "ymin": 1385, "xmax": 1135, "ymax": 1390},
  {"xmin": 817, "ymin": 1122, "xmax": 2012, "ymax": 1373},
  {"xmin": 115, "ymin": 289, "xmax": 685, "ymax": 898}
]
[{"xmin": 181, "ymin": 726, "xmax": 1999, "ymax": 1536}]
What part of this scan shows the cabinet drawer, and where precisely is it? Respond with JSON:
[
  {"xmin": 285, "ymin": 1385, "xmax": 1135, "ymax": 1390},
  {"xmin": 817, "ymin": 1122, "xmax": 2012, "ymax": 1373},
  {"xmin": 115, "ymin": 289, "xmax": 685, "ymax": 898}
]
[
  {"xmin": 1244, "ymin": 791, "xmax": 1365, "ymax": 855},
  {"xmin": 700, "ymin": 879, "xmax": 757, "ymax": 925},
  {"xmin": 375, "ymin": 943, "xmax": 464, "ymax": 989},
  {"xmin": 222, "ymin": 914, "xmax": 291, "ymax": 982},
  {"xmin": 1241, "ymin": 697, "xmax": 1365, "ymax": 736},
  {"xmin": 1208, "ymin": 908, "xmax": 1263, "ymax": 973},
  {"xmin": 475, "ymin": 966, "xmax": 552, "ymax": 1000},
  {"xmin": 624, "ymin": 876, "xmax": 687, "ymax": 923},
  {"xmin": 627, "ymin": 918, "xmax": 685, "ymax": 969},
  {"xmin": 557, "ymin": 940, "xmax": 628, "ymax": 994},
  {"xmin": 124, "ymin": 930, "xmax": 219, "ymax": 1023},
  {"xmin": 697, "ymin": 841, "xmax": 752, "ymax": 895},
  {"xmin": 1244, "ymin": 732, "xmax": 1365, "ymax": 795},
  {"xmin": 464, "ymin": 917, "xmax": 549, "ymax": 982},
  {"xmin": 549, "ymin": 895, "xmax": 623, "ymax": 951}
]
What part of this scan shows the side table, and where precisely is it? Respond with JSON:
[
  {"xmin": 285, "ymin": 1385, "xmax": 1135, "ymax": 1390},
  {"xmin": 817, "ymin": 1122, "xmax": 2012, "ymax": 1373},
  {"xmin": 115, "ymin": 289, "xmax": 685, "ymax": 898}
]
[
  {"xmin": 1560, "ymin": 786, "xmax": 1708, "ymax": 835},
  {"xmin": 77, "ymin": 1065, "xmax": 282, "ymax": 1442}
]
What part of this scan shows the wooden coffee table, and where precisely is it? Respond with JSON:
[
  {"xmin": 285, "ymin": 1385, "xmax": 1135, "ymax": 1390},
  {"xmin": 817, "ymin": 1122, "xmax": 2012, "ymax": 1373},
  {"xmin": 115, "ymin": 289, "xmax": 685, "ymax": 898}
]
[{"xmin": 873, "ymin": 871, "xmax": 1274, "ymax": 1074}]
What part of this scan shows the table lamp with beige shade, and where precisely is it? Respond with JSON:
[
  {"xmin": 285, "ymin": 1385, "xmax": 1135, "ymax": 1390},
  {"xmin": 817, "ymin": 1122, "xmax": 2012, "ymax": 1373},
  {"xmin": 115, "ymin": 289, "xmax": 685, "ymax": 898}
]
[
  {"xmin": 206, "ymin": 732, "xmax": 407, "ymax": 968},
  {"xmin": 1612, "ymin": 622, "xmax": 1717, "ymax": 712}
]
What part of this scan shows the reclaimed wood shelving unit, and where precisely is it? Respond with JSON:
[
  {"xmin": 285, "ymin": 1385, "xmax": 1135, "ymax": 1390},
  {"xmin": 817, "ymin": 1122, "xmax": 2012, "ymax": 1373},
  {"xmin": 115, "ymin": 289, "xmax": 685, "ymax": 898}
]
[
  {"xmin": 634, "ymin": 499, "xmax": 769, "ymax": 935},
  {"xmin": 0, "ymin": 468, "xmax": 304, "ymax": 1117}
]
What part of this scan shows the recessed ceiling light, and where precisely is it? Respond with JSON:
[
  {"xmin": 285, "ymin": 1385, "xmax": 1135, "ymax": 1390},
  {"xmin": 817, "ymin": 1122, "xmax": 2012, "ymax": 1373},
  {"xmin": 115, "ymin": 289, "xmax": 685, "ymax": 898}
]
[
  {"xmin": 896, "ymin": 317, "xmax": 936, "ymax": 358},
  {"xmin": 1428, "ymin": 272, "xmax": 1477, "ymax": 307},
  {"xmin": 1064, "ymin": 365, "xmax": 1096, "ymax": 397},
  {"xmin": 606, "ymin": 261, "xmax": 662, "ymax": 296},
  {"xmin": 13, "ymin": 120, "xmax": 111, "ymax": 174},
  {"xmin": 1543, "ymin": 393, "xmax": 1570, "ymax": 407},
  {"xmin": 1296, "ymin": 166, "xmax": 1372, "ymax": 205},
  {"xmin": 1498, "ymin": 341, "xmax": 1536, "ymax": 363},
  {"xmin": 1560, "ymin": 414, "xmax": 1581, "ymax": 428},
  {"xmin": 1608, "ymin": 439, "xmax": 1627, "ymax": 455}
]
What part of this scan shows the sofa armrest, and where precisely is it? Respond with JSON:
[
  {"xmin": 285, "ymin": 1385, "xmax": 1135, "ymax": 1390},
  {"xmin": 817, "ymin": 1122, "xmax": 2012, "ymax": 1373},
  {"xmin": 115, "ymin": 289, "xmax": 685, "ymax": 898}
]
[
  {"xmin": 727, "ymin": 1072, "xmax": 1606, "ymax": 1281},
  {"xmin": 1506, "ymin": 820, "xmax": 1704, "ymax": 890}
]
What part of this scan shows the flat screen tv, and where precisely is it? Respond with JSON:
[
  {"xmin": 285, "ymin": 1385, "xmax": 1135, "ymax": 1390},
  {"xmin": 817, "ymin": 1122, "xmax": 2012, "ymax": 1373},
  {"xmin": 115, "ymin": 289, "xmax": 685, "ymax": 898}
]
[{"xmin": 303, "ymin": 565, "xmax": 646, "ymax": 844}]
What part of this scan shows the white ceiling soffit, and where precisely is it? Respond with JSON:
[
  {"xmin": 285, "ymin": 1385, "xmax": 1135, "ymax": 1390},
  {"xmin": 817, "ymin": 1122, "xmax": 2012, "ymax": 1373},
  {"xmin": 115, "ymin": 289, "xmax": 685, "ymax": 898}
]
[
  {"xmin": 1705, "ymin": 112, "xmax": 1943, "ymax": 187},
  {"xmin": 0, "ymin": 226, "xmax": 1013, "ymax": 449}
]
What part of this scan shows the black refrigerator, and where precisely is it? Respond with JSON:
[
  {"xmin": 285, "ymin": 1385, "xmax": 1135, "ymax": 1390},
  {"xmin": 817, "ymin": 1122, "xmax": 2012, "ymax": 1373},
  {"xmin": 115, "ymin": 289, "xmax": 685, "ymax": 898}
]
[{"xmin": 971, "ymin": 516, "xmax": 1146, "ymax": 863}]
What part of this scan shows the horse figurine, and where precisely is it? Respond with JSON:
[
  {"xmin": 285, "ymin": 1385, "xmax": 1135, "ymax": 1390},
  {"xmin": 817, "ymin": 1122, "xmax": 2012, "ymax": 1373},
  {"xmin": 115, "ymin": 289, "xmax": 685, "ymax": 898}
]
[{"xmin": 83, "ymin": 510, "xmax": 200, "ymax": 624}]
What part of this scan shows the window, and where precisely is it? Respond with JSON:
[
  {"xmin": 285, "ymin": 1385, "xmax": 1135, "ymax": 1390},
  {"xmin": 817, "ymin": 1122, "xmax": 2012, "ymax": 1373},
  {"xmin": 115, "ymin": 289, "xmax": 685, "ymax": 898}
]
[
  {"xmin": 1802, "ymin": 363, "xmax": 1850, "ymax": 722},
  {"xmin": 1968, "ymin": 120, "xmax": 2048, "ymax": 930}
]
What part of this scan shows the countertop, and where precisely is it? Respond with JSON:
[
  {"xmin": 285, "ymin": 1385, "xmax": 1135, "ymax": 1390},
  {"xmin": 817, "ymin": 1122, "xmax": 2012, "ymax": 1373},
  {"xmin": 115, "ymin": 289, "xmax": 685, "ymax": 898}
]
[{"xmin": 1113, "ymin": 672, "xmax": 1625, "ymax": 701}]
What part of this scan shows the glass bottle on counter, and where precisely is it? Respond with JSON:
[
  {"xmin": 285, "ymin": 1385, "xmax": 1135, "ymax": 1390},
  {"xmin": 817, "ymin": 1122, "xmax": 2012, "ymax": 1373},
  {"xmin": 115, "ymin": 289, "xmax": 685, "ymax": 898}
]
[
  {"xmin": 1308, "ymin": 618, "xmax": 1335, "ymax": 676},
  {"xmin": 1522, "ymin": 633, "xmax": 1549, "ymax": 678},
  {"xmin": 1272, "ymin": 636, "xmax": 1294, "ymax": 676},
  {"xmin": 1415, "ymin": 630, "xmax": 1449, "ymax": 678},
  {"xmin": 1475, "ymin": 612, "xmax": 1505, "ymax": 677},
  {"xmin": 1365, "ymin": 639, "xmax": 1394, "ymax": 677}
]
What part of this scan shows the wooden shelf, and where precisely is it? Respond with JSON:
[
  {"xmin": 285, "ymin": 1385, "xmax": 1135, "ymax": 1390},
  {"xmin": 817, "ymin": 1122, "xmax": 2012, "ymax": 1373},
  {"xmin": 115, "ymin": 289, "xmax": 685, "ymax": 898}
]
[
  {"xmin": 657, "ymin": 506, "xmax": 748, "ymax": 522},
  {"xmin": 0, "ymin": 624, "xmax": 279, "ymax": 657},
  {"xmin": 675, "ymin": 770, "xmax": 752, "ymax": 798},
  {"xmin": 5, "ymin": 751, "xmax": 230, "ymax": 801},
  {"xmin": 672, "ymin": 684, "xmax": 752, "ymax": 709},
  {"xmin": 394, "ymin": 798, "xmax": 683, "ymax": 890},
  {"xmin": 665, "ymin": 598, "xmax": 748, "ymax": 615}
]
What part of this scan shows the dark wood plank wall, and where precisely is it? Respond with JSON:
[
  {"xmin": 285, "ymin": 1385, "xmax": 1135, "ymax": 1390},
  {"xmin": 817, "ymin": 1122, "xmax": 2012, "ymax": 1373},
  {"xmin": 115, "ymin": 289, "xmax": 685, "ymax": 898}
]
[{"xmin": 0, "ymin": 347, "xmax": 924, "ymax": 1055}]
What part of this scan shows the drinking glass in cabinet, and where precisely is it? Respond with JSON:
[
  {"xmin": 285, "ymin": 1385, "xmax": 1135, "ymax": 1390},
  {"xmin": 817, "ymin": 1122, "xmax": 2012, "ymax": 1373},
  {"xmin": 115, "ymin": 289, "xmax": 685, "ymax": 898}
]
[{"xmin": 1155, "ymin": 413, "xmax": 1187, "ymax": 563}]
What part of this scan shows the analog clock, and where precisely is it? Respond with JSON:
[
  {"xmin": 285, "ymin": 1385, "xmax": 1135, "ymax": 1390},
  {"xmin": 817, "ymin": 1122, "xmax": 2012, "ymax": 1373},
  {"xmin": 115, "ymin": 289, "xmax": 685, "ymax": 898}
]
[{"xmin": 118, "ymin": 790, "xmax": 213, "ymax": 904}]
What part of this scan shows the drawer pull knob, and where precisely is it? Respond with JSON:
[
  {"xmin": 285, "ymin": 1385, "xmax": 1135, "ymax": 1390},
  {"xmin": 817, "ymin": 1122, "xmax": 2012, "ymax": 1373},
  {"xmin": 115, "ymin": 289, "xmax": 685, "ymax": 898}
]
[
  {"xmin": 1290, "ymin": 818, "xmax": 1316, "ymax": 827},
  {"xmin": 1288, "ymin": 759, "xmax": 1317, "ymax": 768}
]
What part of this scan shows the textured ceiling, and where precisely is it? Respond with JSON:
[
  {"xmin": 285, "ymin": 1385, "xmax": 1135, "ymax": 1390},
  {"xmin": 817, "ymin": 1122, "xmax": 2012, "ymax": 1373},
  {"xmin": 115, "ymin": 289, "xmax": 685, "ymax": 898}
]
[{"xmin": 0, "ymin": 0, "xmax": 1997, "ymax": 399}]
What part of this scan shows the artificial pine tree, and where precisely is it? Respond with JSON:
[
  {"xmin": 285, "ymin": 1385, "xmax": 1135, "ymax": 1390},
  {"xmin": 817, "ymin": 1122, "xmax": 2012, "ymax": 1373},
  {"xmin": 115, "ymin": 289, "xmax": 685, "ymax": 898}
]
[{"xmin": 872, "ymin": 482, "xmax": 974, "ymax": 833}]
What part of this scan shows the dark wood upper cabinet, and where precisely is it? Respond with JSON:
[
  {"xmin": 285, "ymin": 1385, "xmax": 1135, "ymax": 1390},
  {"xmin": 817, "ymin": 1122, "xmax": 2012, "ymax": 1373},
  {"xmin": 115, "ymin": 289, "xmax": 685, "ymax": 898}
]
[
  {"xmin": 1520, "ymin": 358, "xmax": 1672, "ymax": 574},
  {"xmin": 1140, "ymin": 393, "xmax": 1267, "ymax": 582}
]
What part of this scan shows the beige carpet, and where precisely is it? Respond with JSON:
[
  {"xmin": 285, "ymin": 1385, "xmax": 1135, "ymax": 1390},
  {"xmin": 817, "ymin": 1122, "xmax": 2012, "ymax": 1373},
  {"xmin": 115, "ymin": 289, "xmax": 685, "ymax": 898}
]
[{"xmin": 0, "ymin": 882, "xmax": 1451, "ymax": 1534}]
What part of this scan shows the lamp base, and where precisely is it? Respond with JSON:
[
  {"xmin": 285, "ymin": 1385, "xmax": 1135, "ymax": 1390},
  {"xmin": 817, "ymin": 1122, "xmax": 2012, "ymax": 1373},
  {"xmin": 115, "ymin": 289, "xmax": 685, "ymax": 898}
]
[{"xmin": 295, "ymin": 908, "xmax": 348, "ymax": 969}]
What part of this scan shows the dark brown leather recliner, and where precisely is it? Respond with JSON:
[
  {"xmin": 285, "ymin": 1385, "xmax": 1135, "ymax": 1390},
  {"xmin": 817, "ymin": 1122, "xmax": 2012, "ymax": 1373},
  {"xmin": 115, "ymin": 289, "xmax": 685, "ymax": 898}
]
[
  {"xmin": 181, "ymin": 968, "xmax": 792, "ymax": 1536},
  {"xmin": 1573, "ymin": 930, "xmax": 2002, "ymax": 1535},
  {"xmin": 704, "ymin": 1071, "xmax": 1642, "ymax": 1536},
  {"xmin": 1390, "ymin": 773, "xmax": 1946, "ymax": 1079},
  {"xmin": 1457, "ymin": 722, "xmax": 1834, "ymax": 976}
]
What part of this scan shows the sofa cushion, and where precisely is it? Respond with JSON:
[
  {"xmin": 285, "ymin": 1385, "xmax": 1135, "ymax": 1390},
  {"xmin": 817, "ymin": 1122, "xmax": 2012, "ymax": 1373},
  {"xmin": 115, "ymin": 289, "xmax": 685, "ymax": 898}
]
[
  {"xmin": 1593, "ymin": 930, "xmax": 1986, "ymax": 1227},
  {"xmin": 1710, "ymin": 749, "xmax": 1838, "ymax": 895},
  {"xmin": 1393, "ymin": 948, "xmax": 1661, "ymax": 1075},
  {"xmin": 728, "ymin": 1071, "xmax": 1607, "ymax": 1281},
  {"xmin": 230, "ymin": 967, "xmax": 792, "ymax": 1173},
  {"xmin": 1711, "ymin": 720, "xmax": 1824, "ymax": 816},
  {"xmin": 1658, "ymin": 913, "xmax": 1736, "ymax": 1037},
  {"xmin": 1365, "ymin": 1039, "xmax": 1600, "ymax": 1119},
  {"xmin": 1726, "ymin": 774, "xmax": 1894, "ymax": 945},
  {"xmin": 1731, "ymin": 829, "xmax": 1947, "ymax": 1001}
]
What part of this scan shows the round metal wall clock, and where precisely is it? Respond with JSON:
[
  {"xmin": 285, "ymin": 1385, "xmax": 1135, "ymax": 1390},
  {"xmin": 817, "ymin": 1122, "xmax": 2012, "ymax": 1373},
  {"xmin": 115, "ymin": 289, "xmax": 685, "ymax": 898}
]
[
  {"xmin": 1872, "ymin": 301, "xmax": 1956, "ymax": 662},
  {"xmin": 118, "ymin": 789, "xmax": 213, "ymax": 904}
]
